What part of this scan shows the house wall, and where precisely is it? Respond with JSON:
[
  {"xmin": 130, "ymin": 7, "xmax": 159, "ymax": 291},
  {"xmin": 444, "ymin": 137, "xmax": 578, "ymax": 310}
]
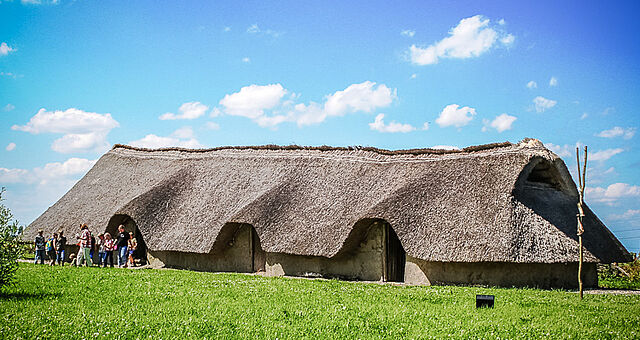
[
  {"xmin": 265, "ymin": 223, "xmax": 385, "ymax": 281},
  {"xmin": 404, "ymin": 256, "xmax": 598, "ymax": 288},
  {"xmin": 147, "ymin": 224, "xmax": 256, "ymax": 272}
]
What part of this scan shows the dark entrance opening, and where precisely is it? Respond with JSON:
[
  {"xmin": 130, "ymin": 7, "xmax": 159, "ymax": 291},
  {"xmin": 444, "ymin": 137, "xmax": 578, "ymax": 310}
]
[
  {"xmin": 383, "ymin": 222, "xmax": 406, "ymax": 282},
  {"xmin": 107, "ymin": 214, "xmax": 148, "ymax": 265}
]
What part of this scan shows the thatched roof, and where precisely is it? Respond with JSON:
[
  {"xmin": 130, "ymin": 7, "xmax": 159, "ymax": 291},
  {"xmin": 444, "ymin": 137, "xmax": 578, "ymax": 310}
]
[{"xmin": 25, "ymin": 139, "xmax": 631, "ymax": 263}]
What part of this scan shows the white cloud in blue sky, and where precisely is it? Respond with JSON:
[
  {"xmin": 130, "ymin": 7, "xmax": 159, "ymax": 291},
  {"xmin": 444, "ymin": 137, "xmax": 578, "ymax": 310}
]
[
  {"xmin": 369, "ymin": 114, "xmax": 416, "ymax": 133},
  {"xmin": 409, "ymin": 15, "xmax": 513, "ymax": 65},
  {"xmin": 215, "ymin": 81, "xmax": 395, "ymax": 128},
  {"xmin": 11, "ymin": 108, "xmax": 119, "ymax": 153},
  {"xmin": 0, "ymin": 42, "xmax": 16, "ymax": 56},
  {"xmin": 532, "ymin": 96, "xmax": 557, "ymax": 112},
  {"xmin": 435, "ymin": 104, "xmax": 476, "ymax": 128},
  {"xmin": 597, "ymin": 127, "xmax": 636, "ymax": 140},
  {"xmin": 159, "ymin": 102, "xmax": 209, "ymax": 120},
  {"xmin": 482, "ymin": 113, "xmax": 517, "ymax": 133}
]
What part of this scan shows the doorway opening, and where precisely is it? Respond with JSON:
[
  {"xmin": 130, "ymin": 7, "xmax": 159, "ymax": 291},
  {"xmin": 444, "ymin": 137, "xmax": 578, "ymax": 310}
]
[
  {"xmin": 383, "ymin": 222, "xmax": 406, "ymax": 282},
  {"xmin": 107, "ymin": 214, "xmax": 148, "ymax": 265}
]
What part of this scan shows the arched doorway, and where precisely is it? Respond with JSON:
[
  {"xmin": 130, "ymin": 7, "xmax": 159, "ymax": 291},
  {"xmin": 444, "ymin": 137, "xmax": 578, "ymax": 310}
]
[
  {"xmin": 383, "ymin": 222, "xmax": 406, "ymax": 282},
  {"xmin": 107, "ymin": 214, "xmax": 148, "ymax": 265}
]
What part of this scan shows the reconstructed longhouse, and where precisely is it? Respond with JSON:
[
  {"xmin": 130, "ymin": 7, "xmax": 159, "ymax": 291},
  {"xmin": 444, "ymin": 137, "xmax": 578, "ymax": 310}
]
[{"xmin": 25, "ymin": 138, "xmax": 631, "ymax": 288}]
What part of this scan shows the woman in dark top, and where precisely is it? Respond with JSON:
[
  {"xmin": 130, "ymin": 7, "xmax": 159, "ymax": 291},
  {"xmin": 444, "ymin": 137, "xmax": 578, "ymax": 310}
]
[{"xmin": 56, "ymin": 230, "xmax": 67, "ymax": 265}]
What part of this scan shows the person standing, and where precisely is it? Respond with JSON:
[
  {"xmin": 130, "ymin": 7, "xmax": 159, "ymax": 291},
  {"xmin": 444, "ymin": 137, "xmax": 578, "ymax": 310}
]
[
  {"xmin": 56, "ymin": 230, "xmax": 67, "ymax": 265},
  {"xmin": 127, "ymin": 232, "xmax": 137, "ymax": 267},
  {"xmin": 34, "ymin": 230, "xmax": 45, "ymax": 264},
  {"xmin": 116, "ymin": 225, "xmax": 130, "ymax": 268},
  {"xmin": 47, "ymin": 232, "xmax": 58, "ymax": 266},
  {"xmin": 76, "ymin": 224, "xmax": 92, "ymax": 267},
  {"xmin": 103, "ymin": 233, "xmax": 114, "ymax": 268},
  {"xmin": 96, "ymin": 233, "xmax": 105, "ymax": 267}
]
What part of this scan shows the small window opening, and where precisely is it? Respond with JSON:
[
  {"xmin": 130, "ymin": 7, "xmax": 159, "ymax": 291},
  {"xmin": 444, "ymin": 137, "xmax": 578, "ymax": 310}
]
[{"xmin": 526, "ymin": 161, "xmax": 563, "ymax": 190}]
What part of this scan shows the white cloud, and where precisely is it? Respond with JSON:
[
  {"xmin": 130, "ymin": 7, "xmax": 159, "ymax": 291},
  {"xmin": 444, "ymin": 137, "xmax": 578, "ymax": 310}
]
[
  {"xmin": 11, "ymin": 108, "xmax": 119, "ymax": 153},
  {"xmin": 159, "ymin": 101, "xmax": 209, "ymax": 120},
  {"xmin": 219, "ymin": 84, "xmax": 287, "ymax": 119},
  {"xmin": 368, "ymin": 114, "xmax": 415, "ymax": 133},
  {"xmin": 410, "ymin": 73, "xmax": 417, "ymax": 79},
  {"xmin": 586, "ymin": 183, "xmax": 640, "ymax": 205},
  {"xmin": 409, "ymin": 15, "xmax": 513, "ymax": 65},
  {"xmin": 500, "ymin": 34, "xmax": 515, "ymax": 45},
  {"xmin": 545, "ymin": 143, "xmax": 575, "ymax": 158},
  {"xmin": 242, "ymin": 57, "xmax": 251, "ymax": 63},
  {"xmin": 3, "ymin": 103, "xmax": 15, "ymax": 111},
  {"xmin": 247, "ymin": 24, "xmax": 260, "ymax": 33},
  {"xmin": 590, "ymin": 148, "xmax": 624, "ymax": 162},
  {"xmin": 498, "ymin": 19, "xmax": 506, "ymax": 25},
  {"xmin": 533, "ymin": 96, "xmax": 557, "ymax": 112},
  {"xmin": 610, "ymin": 209, "xmax": 640, "ymax": 221},
  {"xmin": 324, "ymin": 81, "xmax": 395, "ymax": 116},
  {"xmin": 526, "ymin": 81, "xmax": 537, "ymax": 89},
  {"xmin": 422, "ymin": 122, "xmax": 430, "ymax": 130},
  {"xmin": 223, "ymin": 26, "xmax": 231, "ymax": 32},
  {"xmin": 216, "ymin": 81, "xmax": 395, "ymax": 128},
  {"xmin": 431, "ymin": 145, "xmax": 459, "ymax": 150},
  {"xmin": 6, "ymin": 142, "xmax": 16, "ymax": 151},
  {"xmin": 580, "ymin": 113, "xmax": 588, "ymax": 120},
  {"xmin": 51, "ymin": 132, "xmax": 111, "ymax": 154},
  {"xmin": 0, "ymin": 42, "xmax": 16, "ymax": 56},
  {"xmin": 549, "ymin": 76, "xmax": 558, "ymax": 87},
  {"xmin": 596, "ymin": 126, "xmax": 636, "ymax": 140},
  {"xmin": 401, "ymin": 29, "xmax": 415, "ymax": 37},
  {"xmin": 435, "ymin": 104, "xmax": 476, "ymax": 128},
  {"xmin": 482, "ymin": 113, "xmax": 516, "ymax": 132},
  {"xmin": 129, "ymin": 128, "xmax": 203, "ymax": 149},
  {"xmin": 246, "ymin": 24, "xmax": 282, "ymax": 38},
  {"xmin": 0, "ymin": 158, "xmax": 96, "ymax": 185}
]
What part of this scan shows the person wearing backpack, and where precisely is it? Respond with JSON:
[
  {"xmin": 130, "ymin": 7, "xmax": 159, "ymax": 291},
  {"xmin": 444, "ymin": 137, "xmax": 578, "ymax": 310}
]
[
  {"xmin": 34, "ymin": 230, "xmax": 46, "ymax": 264},
  {"xmin": 46, "ymin": 232, "xmax": 58, "ymax": 266}
]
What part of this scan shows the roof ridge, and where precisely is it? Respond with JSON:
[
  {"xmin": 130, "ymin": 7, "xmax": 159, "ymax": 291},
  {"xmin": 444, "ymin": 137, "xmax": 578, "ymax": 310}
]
[{"xmin": 112, "ymin": 141, "xmax": 522, "ymax": 156}]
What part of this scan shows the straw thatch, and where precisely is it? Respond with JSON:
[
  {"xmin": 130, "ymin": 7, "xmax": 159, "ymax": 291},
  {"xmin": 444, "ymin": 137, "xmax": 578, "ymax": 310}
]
[{"xmin": 24, "ymin": 138, "xmax": 631, "ymax": 263}]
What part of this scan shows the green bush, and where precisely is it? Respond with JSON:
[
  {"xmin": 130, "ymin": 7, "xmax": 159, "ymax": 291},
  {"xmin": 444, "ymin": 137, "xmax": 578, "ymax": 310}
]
[
  {"xmin": 0, "ymin": 188, "xmax": 23, "ymax": 290},
  {"xmin": 598, "ymin": 254, "xmax": 640, "ymax": 290}
]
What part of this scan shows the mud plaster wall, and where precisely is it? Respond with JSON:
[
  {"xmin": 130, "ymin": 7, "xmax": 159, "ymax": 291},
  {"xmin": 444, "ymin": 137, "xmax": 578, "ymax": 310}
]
[
  {"xmin": 147, "ymin": 224, "xmax": 256, "ymax": 272},
  {"xmin": 265, "ymin": 223, "xmax": 385, "ymax": 281},
  {"xmin": 404, "ymin": 256, "xmax": 597, "ymax": 288}
]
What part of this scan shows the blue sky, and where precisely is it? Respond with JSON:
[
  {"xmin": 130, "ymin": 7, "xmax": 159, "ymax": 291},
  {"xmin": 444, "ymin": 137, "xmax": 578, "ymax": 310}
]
[{"xmin": 1, "ymin": 1, "xmax": 639, "ymax": 252}]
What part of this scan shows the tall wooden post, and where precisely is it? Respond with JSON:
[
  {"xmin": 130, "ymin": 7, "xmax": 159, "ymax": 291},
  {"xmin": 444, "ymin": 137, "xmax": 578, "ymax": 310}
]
[{"xmin": 576, "ymin": 146, "xmax": 587, "ymax": 300}]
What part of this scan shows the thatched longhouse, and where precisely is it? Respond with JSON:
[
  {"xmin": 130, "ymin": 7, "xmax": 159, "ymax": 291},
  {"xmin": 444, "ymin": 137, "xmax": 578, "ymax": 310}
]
[{"xmin": 25, "ymin": 139, "xmax": 631, "ymax": 288}]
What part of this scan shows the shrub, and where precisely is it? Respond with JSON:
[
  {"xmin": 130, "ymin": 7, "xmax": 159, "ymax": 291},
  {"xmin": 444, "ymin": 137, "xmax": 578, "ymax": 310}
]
[{"xmin": 0, "ymin": 188, "xmax": 23, "ymax": 290}]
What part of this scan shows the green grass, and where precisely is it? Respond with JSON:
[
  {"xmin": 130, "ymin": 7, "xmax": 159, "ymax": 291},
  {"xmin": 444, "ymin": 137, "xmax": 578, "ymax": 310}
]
[{"xmin": 1, "ymin": 264, "xmax": 639, "ymax": 339}]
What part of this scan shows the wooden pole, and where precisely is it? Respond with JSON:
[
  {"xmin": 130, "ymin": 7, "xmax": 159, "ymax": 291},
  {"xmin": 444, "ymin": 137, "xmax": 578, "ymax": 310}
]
[{"xmin": 576, "ymin": 146, "xmax": 588, "ymax": 300}]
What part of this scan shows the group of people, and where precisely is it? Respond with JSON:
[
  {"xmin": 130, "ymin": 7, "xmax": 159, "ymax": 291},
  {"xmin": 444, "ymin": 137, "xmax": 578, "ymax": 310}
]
[{"xmin": 34, "ymin": 224, "xmax": 138, "ymax": 268}]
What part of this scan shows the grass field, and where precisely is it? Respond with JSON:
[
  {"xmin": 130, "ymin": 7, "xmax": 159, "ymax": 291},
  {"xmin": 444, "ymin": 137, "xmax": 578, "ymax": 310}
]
[{"xmin": 1, "ymin": 264, "xmax": 639, "ymax": 339}]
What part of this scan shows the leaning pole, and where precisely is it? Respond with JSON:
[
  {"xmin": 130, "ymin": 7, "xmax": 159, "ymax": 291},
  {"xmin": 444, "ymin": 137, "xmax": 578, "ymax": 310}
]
[{"xmin": 576, "ymin": 146, "xmax": 587, "ymax": 300}]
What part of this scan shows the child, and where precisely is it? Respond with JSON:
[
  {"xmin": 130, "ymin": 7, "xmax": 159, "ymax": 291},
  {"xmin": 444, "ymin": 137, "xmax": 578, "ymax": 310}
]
[
  {"xmin": 103, "ymin": 233, "xmax": 114, "ymax": 268},
  {"xmin": 127, "ymin": 232, "xmax": 137, "ymax": 267}
]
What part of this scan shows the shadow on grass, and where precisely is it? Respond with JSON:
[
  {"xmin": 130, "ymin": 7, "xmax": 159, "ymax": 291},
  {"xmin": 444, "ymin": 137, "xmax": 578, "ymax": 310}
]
[{"xmin": 0, "ymin": 291, "xmax": 62, "ymax": 301}]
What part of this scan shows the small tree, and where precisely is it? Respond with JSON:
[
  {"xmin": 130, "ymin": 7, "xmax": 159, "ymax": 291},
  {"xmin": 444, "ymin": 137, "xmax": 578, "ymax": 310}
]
[{"xmin": 0, "ymin": 188, "xmax": 23, "ymax": 290}]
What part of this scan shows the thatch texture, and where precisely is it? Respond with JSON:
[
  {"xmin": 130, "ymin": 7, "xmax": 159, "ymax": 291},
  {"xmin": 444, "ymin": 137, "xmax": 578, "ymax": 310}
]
[{"xmin": 25, "ymin": 139, "xmax": 631, "ymax": 263}]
